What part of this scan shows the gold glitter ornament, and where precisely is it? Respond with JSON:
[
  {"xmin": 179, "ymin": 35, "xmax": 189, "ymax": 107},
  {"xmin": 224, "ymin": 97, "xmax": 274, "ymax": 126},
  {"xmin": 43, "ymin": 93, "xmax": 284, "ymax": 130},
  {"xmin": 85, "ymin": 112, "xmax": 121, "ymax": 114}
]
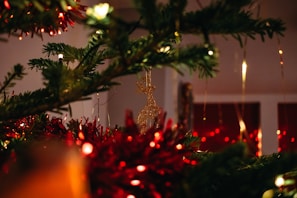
[{"xmin": 137, "ymin": 68, "xmax": 160, "ymax": 134}]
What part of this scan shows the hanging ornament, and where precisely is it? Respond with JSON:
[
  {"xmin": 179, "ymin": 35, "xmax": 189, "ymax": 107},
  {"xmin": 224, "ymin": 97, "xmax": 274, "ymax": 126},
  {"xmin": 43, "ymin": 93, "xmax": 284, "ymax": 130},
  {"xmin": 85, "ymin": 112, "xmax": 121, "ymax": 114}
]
[{"xmin": 136, "ymin": 67, "xmax": 161, "ymax": 134}]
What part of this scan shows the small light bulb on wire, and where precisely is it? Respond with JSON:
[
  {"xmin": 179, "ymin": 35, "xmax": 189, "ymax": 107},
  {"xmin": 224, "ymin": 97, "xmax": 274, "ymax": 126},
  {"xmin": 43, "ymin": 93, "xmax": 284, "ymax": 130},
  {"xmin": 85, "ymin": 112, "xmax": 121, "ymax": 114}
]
[{"xmin": 58, "ymin": 53, "xmax": 64, "ymax": 61}]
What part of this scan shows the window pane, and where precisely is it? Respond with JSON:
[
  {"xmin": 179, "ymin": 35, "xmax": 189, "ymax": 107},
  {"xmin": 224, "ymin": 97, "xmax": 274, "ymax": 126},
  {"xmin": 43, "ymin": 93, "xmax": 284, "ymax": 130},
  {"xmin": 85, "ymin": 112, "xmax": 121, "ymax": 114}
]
[
  {"xmin": 193, "ymin": 102, "xmax": 260, "ymax": 156},
  {"xmin": 278, "ymin": 103, "xmax": 297, "ymax": 152}
]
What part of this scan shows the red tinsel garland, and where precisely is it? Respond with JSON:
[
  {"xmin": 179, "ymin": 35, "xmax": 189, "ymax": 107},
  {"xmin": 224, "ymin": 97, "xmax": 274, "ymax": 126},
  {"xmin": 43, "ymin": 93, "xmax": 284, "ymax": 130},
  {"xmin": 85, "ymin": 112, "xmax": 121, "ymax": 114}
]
[
  {"xmin": 0, "ymin": 110, "xmax": 199, "ymax": 198},
  {"xmin": 0, "ymin": 0, "xmax": 86, "ymax": 38}
]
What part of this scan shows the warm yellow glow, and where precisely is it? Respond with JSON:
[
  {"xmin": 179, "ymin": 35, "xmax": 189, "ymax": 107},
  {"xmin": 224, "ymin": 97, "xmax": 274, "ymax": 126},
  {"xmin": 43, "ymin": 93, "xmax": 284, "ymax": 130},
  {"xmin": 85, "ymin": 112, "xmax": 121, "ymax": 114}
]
[
  {"xmin": 275, "ymin": 175, "xmax": 285, "ymax": 187},
  {"xmin": 81, "ymin": 142, "xmax": 93, "ymax": 155},
  {"xmin": 87, "ymin": 3, "xmax": 110, "ymax": 20},
  {"xmin": 154, "ymin": 132, "xmax": 161, "ymax": 141},
  {"xmin": 176, "ymin": 144, "xmax": 183, "ymax": 150},
  {"xmin": 242, "ymin": 60, "xmax": 248, "ymax": 84},
  {"xmin": 239, "ymin": 119, "xmax": 246, "ymax": 132},
  {"xmin": 149, "ymin": 141, "xmax": 156, "ymax": 147},
  {"xmin": 78, "ymin": 131, "xmax": 85, "ymax": 140},
  {"xmin": 130, "ymin": 179, "xmax": 141, "ymax": 186},
  {"xmin": 158, "ymin": 46, "xmax": 170, "ymax": 53}
]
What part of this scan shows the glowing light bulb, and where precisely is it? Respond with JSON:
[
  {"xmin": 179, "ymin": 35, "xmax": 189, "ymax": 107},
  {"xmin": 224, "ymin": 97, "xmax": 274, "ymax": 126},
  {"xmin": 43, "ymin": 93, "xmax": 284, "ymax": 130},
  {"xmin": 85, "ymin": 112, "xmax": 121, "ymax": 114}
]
[
  {"xmin": 176, "ymin": 144, "xmax": 183, "ymax": 150},
  {"xmin": 78, "ymin": 131, "xmax": 85, "ymax": 140},
  {"xmin": 130, "ymin": 179, "xmax": 141, "ymax": 186},
  {"xmin": 82, "ymin": 142, "xmax": 93, "ymax": 155},
  {"xmin": 275, "ymin": 175, "xmax": 284, "ymax": 187},
  {"xmin": 136, "ymin": 165, "xmax": 146, "ymax": 172},
  {"xmin": 154, "ymin": 132, "xmax": 161, "ymax": 141},
  {"xmin": 58, "ymin": 12, "xmax": 64, "ymax": 18},
  {"xmin": 149, "ymin": 141, "xmax": 156, "ymax": 147},
  {"xmin": 4, "ymin": 0, "xmax": 10, "ymax": 9},
  {"xmin": 158, "ymin": 46, "xmax": 170, "ymax": 53},
  {"xmin": 58, "ymin": 53, "xmax": 64, "ymax": 60},
  {"xmin": 119, "ymin": 161, "xmax": 126, "ymax": 168},
  {"xmin": 127, "ymin": 135, "xmax": 133, "ymax": 141},
  {"xmin": 87, "ymin": 3, "xmax": 110, "ymax": 20}
]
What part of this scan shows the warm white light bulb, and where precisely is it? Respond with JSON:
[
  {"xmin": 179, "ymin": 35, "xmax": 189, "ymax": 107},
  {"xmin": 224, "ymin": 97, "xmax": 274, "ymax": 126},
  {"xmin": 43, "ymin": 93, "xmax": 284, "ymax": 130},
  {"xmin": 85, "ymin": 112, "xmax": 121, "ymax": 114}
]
[
  {"xmin": 275, "ymin": 175, "xmax": 285, "ymax": 187},
  {"xmin": 87, "ymin": 3, "xmax": 110, "ymax": 20},
  {"xmin": 82, "ymin": 142, "xmax": 93, "ymax": 155},
  {"xmin": 58, "ymin": 53, "xmax": 64, "ymax": 60}
]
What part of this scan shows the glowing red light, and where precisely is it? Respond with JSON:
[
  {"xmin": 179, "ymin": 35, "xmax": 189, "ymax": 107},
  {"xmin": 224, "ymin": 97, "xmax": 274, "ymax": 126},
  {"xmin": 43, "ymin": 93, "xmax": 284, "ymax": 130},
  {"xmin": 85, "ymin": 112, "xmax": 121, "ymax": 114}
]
[
  {"xmin": 127, "ymin": 136, "xmax": 133, "ymax": 141},
  {"xmin": 119, "ymin": 161, "xmax": 126, "ymax": 168},
  {"xmin": 215, "ymin": 128, "xmax": 220, "ymax": 134},
  {"xmin": 224, "ymin": 137, "xmax": 230, "ymax": 142},
  {"xmin": 201, "ymin": 137, "xmax": 206, "ymax": 142},
  {"xmin": 4, "ymin": 0, "xmax": 10, "ymax": 9},
  {"xmin": 191, "ymin": 160, "xmax": 197, "ymax": 165},
  {"xmin": 210, "ymin": 131, "xmax": 215, "ymax": 136},
  {"xmin": 183, "ymin": 157, "xmax": 190, "ymax": 164},
  {"xmin": 291, "ymin": 137, "xmax": 295, "ymax": 142},
  {"xmin": 192, "ymin": 131, "xmax": 198, "ymax": 137}
]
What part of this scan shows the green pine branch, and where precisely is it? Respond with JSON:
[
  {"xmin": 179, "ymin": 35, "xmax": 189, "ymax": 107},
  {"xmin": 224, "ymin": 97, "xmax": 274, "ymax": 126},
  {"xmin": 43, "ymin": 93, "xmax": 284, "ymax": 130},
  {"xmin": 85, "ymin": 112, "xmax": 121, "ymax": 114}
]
[
  {"xmin": 0, "ymin": 64, "xmax": 26, "ymax": 98},
  {"xmin": 0, "ymin": 0, "xmax": 286, "ymax": 122},
  {"xmin": 174, "ymin": 143, "xmax": 297, "ymax": 198}
]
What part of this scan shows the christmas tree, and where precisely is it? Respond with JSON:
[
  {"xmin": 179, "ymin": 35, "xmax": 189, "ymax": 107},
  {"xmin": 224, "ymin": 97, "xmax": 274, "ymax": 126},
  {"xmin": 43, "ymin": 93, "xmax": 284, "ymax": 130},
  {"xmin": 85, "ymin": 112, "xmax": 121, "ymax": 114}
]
[{"xmin": 1, "ymin": 0, "xmax": 296, "ymax": 197}]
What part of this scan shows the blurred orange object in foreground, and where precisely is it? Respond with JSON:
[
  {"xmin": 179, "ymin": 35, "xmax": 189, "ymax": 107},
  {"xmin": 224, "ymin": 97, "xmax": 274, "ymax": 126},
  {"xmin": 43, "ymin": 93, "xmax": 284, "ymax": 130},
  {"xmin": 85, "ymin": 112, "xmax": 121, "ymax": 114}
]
[{"xmin": 0, "ymin": 141, "xmax": 89, "ymax": 198}]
